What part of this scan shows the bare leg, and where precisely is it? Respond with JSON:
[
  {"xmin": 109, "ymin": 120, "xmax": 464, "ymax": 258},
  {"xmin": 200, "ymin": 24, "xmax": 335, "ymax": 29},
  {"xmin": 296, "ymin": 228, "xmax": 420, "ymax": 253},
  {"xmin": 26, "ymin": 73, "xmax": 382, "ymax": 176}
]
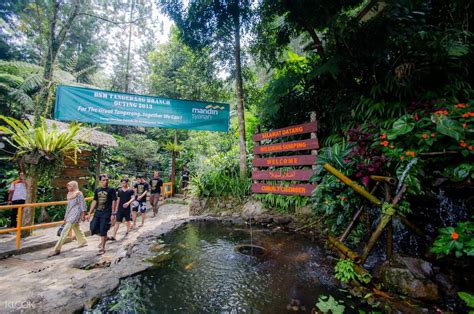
[
  {"xmin": 140, "ymin": 212, "xmax": 145, "ymax": 226},
  {"xmin": 98, "ymin": 236, "xmax": 107, "ymax": 254},
  {"xmin": 131, "ymin": 211, "xmax": 137, "ymax": 228},
  {"xmin": 112, "ymin": 221, "xmax": 120, "ymax": 238}
]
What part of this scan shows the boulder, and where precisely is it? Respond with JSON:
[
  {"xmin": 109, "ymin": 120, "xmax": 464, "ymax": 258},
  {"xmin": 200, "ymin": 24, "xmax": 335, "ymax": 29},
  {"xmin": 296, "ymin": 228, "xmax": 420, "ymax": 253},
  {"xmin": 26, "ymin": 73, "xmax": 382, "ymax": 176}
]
[
  {"xmin": 376, "ymin": 256, "xmax": 439, "ymax": 301},
  {"xmin": 390, "ymin": 254, "xmax": 433, "ymax": 279},
  {"xmin": 242, "ymin": 200, "xmax": 266, "ymax": 218},
  {"xmin": 189, "ymin": 197, "xmax": 205, "ymax": 215}
]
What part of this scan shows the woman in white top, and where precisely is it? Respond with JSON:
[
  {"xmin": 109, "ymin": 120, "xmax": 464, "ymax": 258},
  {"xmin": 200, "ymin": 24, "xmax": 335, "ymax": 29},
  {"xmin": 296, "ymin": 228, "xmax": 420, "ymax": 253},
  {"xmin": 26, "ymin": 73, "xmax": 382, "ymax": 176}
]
[{"xmin": 48, "ymin": 181, "xmax": 88, "ymax": 257}]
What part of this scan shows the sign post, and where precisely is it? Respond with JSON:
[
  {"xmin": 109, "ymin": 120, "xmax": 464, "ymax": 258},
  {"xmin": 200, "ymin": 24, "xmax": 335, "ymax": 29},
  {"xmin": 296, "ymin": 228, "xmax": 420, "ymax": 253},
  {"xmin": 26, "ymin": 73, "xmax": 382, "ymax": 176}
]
[{"xmin": 251, "ymin": 115, "xmax": 318, "ymax": 197}]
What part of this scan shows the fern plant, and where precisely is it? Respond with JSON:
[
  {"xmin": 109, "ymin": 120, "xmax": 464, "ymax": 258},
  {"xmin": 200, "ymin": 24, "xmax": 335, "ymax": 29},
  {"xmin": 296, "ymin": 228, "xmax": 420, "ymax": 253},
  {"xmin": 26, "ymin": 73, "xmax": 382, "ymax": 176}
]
[{"xmin": 0, "ymin": 115, "xmax": 88, "ymax": 225}]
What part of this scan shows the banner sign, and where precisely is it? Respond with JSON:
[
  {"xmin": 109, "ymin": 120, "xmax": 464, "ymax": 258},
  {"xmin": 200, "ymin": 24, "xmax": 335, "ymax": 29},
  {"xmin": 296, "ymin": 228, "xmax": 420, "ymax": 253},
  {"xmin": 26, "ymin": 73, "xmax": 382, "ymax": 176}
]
[
  {"xmin": 252, "ymin": 155, "xmax": 317, "ymax": 167},
  {"xmin": 253, "ymin": 138, "xmax": 319, "ymax": 154},
  {"xmin": 54, "ymin": 85, "xmax": 230, "ymax": 132},
  {"xmin": 252, "ymin": 169, "xmax": 314, "ymax": 181},
  {"xmin": 252, "ymin": 122, "xmax": 317, "ymax": 141},
  {"xmin": 251, "ymin": 183, "xmax": 316, "ymax": 196}
]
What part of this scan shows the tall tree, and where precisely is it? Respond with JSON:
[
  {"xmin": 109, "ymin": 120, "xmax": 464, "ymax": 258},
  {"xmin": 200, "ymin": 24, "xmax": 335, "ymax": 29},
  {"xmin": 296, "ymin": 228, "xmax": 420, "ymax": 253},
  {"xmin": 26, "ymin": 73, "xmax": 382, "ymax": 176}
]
[{"xmin": 159, "ymin": 0, "xmax": 253, "ymax": 178}]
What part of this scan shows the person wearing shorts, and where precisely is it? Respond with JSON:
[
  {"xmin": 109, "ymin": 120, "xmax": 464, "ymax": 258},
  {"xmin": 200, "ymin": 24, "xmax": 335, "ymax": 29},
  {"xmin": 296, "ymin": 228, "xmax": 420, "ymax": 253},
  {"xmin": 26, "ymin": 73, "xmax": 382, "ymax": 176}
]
[
  {"xmin": 149, "ymin": 171, "xmax": 163, "ymax": 217},
  {"xmin": 133, "ymin": 175, "xmax": 149, "ymax": 228},
  {"xmin": 86, "ymin": 174, "xmax": 117, "ymax": 255},
  {"xmin": 110, "ymin": 178, "xmax": 134, "ymax": 240},
  {"xmin": 181, "ymin": 166, "xmax": 190, "ymax": 200}
]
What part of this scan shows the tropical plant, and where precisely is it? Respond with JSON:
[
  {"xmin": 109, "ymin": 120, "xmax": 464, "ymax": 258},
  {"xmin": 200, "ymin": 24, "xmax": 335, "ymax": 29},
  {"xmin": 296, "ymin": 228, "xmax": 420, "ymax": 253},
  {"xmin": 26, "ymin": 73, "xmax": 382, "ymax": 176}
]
[
  {"xmin": 431, "ymin": 220, "xmax": 474, "ymax": 258},
  {"xmin": 0, "ymin": 115, "xmax": 87, "ymax": 228},
  {"xmin": 458, "ymin": 291, "xmax": 474, "ymax": 312},
  {"xmin": 334, "ymin": 258, "xmax": 371, "ymax": 284},
  {"xmin": 315, "ymin": 295, "xmax": 345, "ymax": 314}
]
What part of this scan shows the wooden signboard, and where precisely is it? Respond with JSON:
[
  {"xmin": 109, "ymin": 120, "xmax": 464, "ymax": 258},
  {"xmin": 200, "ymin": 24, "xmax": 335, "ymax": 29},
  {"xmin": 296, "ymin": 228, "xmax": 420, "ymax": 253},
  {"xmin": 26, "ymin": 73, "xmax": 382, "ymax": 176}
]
[
  {"xmin": 60, "ymin": 167, "xmax": 90, "ymax": 178},
  {"xmin": 252, "ymin": 169, "xmax": 314, "ymax": 181},
  {"xmin": 252, "ymin": 122, "xmax": 317, "ymax": 141},
  {"xmin": 252, "ymin": 155, "xmax": 316, "ymax": 167},
  {"xmin": 253, "ymin": 138, "xmax": 319, "ymax": 154},
  {"xmin": 251, "ymin": 183, "xmax": 316, "ymax": 196},
  {"xmin": 252, "ymin": 117, "xmax": 318, "ymax": 197}
]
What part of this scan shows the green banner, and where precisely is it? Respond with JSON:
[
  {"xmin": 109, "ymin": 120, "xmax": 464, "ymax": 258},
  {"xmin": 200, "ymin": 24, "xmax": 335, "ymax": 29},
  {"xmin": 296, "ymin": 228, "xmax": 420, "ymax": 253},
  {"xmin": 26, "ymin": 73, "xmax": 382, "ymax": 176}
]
[{"xmin": 54, "ymin": 85, "xmax": 230, "ymax": 132}]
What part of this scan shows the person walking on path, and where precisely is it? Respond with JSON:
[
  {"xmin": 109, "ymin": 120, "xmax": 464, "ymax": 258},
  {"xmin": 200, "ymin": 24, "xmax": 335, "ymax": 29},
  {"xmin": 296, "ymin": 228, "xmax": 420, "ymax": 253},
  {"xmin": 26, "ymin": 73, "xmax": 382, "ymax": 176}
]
[
  {"xmin": 110, "ymin": 178, "xmax": 134, "ymax": 240},
  {"xmin": 149, "ymin": 171, "xmax": 163, "ymax": 218},
  {"xmin": 87, "ymin": 174, "xmax": 117, "ymax": 255},
  {"xmin": 132, "ymin": 175, "xmax": 150, "ymax": 228},
  {"xmin": 48, "ymin": 181, "xmax": 87, "ymax": 257},
  {"xmin": 7, "ymin": 171, "xmax": 27, "ymax": 228},
  {"xmin": 181, "ymin": 166, "xmax": 190, "ymax": 200}
]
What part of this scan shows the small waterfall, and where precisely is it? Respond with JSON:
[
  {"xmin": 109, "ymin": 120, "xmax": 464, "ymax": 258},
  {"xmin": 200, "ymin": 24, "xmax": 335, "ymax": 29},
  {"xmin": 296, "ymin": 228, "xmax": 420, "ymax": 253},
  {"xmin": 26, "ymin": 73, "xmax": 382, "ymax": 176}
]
[
  {"xmin": 396, "ymin": 158, "xmax": 418, "ymax": 194},
  {"xmin": 437, "ymin": 189, "xmax": 469, "ymax": 226}
]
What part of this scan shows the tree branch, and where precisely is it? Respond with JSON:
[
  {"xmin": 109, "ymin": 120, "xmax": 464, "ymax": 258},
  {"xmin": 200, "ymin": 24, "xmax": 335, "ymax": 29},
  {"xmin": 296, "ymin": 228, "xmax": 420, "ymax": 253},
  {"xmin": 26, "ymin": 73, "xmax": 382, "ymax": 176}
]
[{"xmin": 77, "ymin": 12, "xmax": 140, "ymax": 25}]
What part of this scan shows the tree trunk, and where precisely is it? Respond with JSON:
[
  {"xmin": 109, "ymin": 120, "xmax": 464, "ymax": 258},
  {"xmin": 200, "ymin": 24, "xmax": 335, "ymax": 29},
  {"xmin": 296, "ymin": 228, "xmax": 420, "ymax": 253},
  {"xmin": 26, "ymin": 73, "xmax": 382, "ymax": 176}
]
[
  {"xmin": 22, "ymin": 174, "xmax": 38, "ymax": 237},
  {"xmin": 124, "ymin": 0, "xmax": 135, "ymax": 92},
  {"xmin": 233, "ymin": 7, "xmax": 247, "ymax": 179}
]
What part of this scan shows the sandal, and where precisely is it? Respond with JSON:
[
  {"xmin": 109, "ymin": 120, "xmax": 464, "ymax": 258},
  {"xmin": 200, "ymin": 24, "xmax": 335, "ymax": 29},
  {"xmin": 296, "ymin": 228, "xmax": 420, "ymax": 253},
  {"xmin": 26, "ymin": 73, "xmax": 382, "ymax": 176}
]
[
  {"xmin": 96, "ymin": 249, "xmax": 105, "ymax": 256},
  {"xmin": 78, "ymin": 243, "xmax": 88, "ymax": 248},
  {"xmin": 107, "ymin": 236, "xmax": 116, "ymax": 241},
  {"xmin": 48, "ymin": 250, "xmax": 60, "ymax": 257}
]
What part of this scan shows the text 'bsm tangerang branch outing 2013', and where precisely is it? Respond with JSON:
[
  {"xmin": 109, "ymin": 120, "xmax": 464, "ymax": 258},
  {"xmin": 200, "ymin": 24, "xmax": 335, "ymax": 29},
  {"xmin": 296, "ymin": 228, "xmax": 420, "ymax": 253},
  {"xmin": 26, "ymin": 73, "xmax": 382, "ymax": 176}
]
[{"xmin": 54, "ymin": 85, "xmax": 230, "ymax": 132}]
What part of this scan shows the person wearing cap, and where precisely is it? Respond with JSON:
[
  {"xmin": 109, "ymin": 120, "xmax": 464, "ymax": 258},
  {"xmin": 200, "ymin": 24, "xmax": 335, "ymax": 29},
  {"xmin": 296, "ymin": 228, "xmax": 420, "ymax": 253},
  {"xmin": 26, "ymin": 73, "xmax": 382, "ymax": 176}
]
[
  {"xmin": 109, "ymin": 178, "xmax": 135, "ymax": 240},
  {"xmin": 132, "ymin": 175, "xmax": 150, "ymax": 228}
]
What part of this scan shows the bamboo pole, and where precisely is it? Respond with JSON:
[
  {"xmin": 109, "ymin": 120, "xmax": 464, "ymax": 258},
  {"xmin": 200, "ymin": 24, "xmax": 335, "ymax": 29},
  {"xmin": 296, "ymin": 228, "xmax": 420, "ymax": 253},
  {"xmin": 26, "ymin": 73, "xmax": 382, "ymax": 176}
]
[
  {"xmin": 369, "ymin": 175, "xmax": 396, "ymax": 185},
  {"xmin": 384, "ymin": 182, "xmax": 393, "ymax": 259},
  {"xmin": 395, "ymin": 214, "xmax": 430, "ymax": 240},
  {"xmin": 323, "ymin": 164, "xmax": 382, "ymax": 206},
  {"xmin": 339, "ymin": 183, "xmax": 380, "ymax": 242},
  {"xmin": 360, "ymin": 185, "xmax": 406, "ymax": 263},
  {"xmin": 328, "ymin": 234, "xmax": 362, "ymax": 264}
]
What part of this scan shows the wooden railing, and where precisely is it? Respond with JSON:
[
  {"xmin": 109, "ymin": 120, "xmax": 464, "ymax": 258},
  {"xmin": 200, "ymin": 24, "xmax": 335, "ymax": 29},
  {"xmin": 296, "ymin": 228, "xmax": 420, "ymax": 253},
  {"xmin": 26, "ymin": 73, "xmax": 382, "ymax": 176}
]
[
  {"xmin": 0, "ymin": 182, "xmax": 173, "ymax": 250},
  {"xmin": 0, "ymin": 197, "xmax": 93, "ymax": 250}
]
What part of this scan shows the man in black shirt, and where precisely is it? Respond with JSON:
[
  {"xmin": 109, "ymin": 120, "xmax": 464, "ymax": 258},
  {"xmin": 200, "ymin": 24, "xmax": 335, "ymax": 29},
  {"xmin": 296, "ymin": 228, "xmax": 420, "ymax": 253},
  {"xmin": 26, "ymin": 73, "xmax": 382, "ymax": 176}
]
[
  {"xmin": 182, "ymin": 166, "xmax": 190, "ymax": 200},
  {"xmin": 110, "ymin": 178, "xmax": 135, "ymax": 240},
  {"xmin": 133, "ymin": 175, "xmax": 150, "ymax": 228},
  {"xmin": 149, "ymin": 170, "xmax": 163, "ymax": 217},
  {"xmin": 87, "ymin": 174, "xmax": 117, "ymax": 255}
]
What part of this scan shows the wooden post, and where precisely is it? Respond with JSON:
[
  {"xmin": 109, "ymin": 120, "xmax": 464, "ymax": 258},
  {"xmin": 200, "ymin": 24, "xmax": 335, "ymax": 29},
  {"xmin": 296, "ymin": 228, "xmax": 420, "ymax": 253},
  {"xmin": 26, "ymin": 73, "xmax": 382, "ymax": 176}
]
[
  {"xmin": 16, "ymin": 206, "xmax": 23, "ymax": 249},
  {"xmin": 94, "ymin": 146, "xmax": 102, "ymax": 189},
  {"xmin": 310, "ymin": 112, "xmax": 318, "ymax": 171},
  {"xmin": 253, "ymin": 126, "xmax": 261, "ymax": 185},
  {"xmin": 384, "ymin": 182, "xmax": 393, "ymax": 259}
]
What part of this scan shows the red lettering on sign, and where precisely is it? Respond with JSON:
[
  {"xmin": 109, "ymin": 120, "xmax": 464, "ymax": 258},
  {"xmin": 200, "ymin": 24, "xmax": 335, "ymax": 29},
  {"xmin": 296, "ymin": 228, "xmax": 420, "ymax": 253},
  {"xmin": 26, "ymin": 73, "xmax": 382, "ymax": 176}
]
[
  {"xmin": 251, "ymin": 183, "xmax": 317, "ymax": 196},
  {"xmin": 253, "ymin": 122, "xmax": 317, "ymax": 141},
  {"xmin": 252, "ymin": 170, "xmax": 314, "ymax": 181},
  {"xmin": 252, "ymin": 155, "xmax": 316, "ymax": 167},
  {"xmin": 253, "ymin": 139, "xmax": 319, "ymax": 154}
]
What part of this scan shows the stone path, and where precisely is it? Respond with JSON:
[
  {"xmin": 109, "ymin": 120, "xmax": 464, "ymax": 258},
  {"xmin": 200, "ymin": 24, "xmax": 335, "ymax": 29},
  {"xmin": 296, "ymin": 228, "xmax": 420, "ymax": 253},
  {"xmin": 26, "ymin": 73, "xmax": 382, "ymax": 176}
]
[{"xmin": 0, "ymin": 199, "xmax": 189, "ymax": 314}]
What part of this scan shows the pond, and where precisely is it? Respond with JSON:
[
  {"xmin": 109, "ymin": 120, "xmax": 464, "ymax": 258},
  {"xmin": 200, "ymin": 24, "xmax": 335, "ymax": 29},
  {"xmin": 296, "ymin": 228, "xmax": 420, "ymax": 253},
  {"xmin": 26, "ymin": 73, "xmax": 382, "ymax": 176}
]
[{"xmin": 91, "ymin": 221, "xmax": 366, "ymax": 313}]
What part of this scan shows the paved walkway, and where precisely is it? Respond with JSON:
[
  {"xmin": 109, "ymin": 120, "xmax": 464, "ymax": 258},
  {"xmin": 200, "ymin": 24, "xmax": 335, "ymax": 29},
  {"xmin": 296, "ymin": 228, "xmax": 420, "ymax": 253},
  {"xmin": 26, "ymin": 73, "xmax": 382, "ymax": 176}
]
[
  {"xmin": 0, "ymin": 199, "xmax": 190, "ymax": 313},
  {"xmin": 0, "ymin": 198, "xmax": 185, "ymax": 258}
]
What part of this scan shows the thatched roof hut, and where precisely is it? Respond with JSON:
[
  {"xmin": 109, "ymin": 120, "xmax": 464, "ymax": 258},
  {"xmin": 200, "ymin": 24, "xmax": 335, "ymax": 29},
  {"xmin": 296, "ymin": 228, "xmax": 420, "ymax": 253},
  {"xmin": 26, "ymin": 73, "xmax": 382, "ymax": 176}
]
[{"xmin": 26, "ymin": 115, "xmax": 117, "ymax": 147}]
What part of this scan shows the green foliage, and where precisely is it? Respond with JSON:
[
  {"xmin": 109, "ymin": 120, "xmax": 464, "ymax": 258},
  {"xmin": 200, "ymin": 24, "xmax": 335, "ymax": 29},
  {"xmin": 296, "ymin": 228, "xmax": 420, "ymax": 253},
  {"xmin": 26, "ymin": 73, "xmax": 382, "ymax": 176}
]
[
  {"xmin": 0, "ymin": 115, "xmax": 86, "ymax": 177},
  {"xmin": 458, "ymin": 292, "xmax": 474, "ymax": 309},
  {"xmin": 255, "ymin": 192, "xmax": 309, "ymax": 213},
  {"xmin": 316, "ymin": 295, "xmax": 345, "ymax": 314},
  {"xmin": 431, "ymin": 220, "xmax": 474, "ymax": 258},
  {"xmin": 334, "ymin": 258, "xmax": 357, "ymax": 283}
]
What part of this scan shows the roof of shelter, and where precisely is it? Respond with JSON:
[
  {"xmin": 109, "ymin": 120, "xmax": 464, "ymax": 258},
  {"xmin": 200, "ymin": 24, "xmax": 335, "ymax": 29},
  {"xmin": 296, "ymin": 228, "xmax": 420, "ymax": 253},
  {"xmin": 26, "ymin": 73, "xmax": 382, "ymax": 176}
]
[{"xmin": 26, "ymin": 115, "xmax": 118, "ymax": 147}]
